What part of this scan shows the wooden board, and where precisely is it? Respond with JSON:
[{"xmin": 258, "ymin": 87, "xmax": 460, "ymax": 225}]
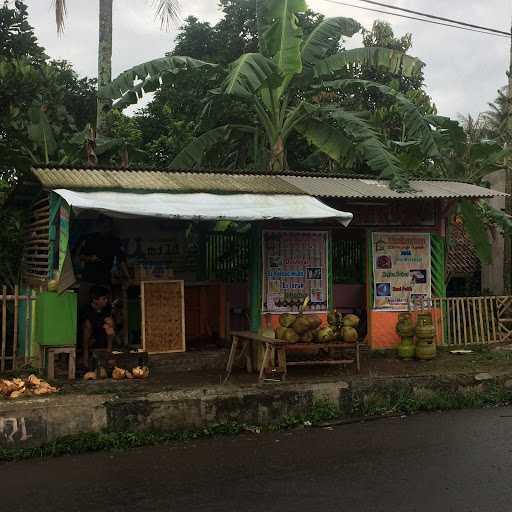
[{"xmin": 141, "ymin": 280, "xmax": 186, "ymax": 354}]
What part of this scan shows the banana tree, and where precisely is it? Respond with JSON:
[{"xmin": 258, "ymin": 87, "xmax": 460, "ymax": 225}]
[{"xmin": 103, "ymin": 0, "xmax": 441, "ymax": 187}]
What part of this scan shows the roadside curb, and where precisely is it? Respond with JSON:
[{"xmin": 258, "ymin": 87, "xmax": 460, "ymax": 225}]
[{"xmin": 1, "ymin": 371, "xmax": 511, "ymax": 449}]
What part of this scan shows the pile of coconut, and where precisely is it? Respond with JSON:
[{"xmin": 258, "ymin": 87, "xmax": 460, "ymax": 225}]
[
  {"xmin": 0, "ymin": 375, "xmax": 58, "ymax": 400},
  {"xmin": 275, "ymin": 310, "xmax": 360, "ymax": 343},
  {"xmin": 83, "ymin": 366, "xmax": 150, "ymax": 381}
]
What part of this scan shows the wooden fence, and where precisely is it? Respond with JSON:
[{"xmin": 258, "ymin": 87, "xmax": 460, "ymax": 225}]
[
  {"xmin": 0, "ymin": 286, "xmax": 37, "ymax": 372},
  {"xmin": 432, "ymin": 296, "xmax": 512, "ymax": 346}
]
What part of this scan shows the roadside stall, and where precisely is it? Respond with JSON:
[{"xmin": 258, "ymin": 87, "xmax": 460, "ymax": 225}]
[{"xmin": 15, "ymin": 167, "xmax": 505, "ymax": 379}]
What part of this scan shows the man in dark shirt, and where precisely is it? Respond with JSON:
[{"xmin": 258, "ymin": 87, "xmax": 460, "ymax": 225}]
[
  {"xmin": 77, "ymin": 215, "xmax": 128, "ymax": 309},
  {"xmin": 81, "ymin": 285, "xmax": 116, "ymax": 367},
  {"xmin": 79, "ymin": 215, "xmax": 126, "ymax": 286}
]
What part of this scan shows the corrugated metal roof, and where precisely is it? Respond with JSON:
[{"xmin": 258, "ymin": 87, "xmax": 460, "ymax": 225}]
[
  {"xmin": 32, "ymin": 168, "xmax": 303, "ymax": 195},
  {"xmin": 31, "ymin": 167, "xmax": 506, "ymax": 200},
  {"xmin": 282, "ymin": 176, "xmax": 505, "ymax": 199}
]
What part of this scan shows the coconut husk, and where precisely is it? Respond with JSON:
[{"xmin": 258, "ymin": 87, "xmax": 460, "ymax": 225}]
[
  {"xmin": 9, "ymin": 389, "xmax": 26, "ymax": 400},
  {"xmin": 0, "ymin": 379, "xmax": 18, "ymax": 397},
  {"xmin": 132, "ymin": 366, "xmax": 150, "ymax": 379},
  {"xmin": 112, "ymin": 367, "xmax": 126, "ymax": 380},
  {"xmin": 27, "ymin": 374, "xmax": 42, "ymax": 387}
]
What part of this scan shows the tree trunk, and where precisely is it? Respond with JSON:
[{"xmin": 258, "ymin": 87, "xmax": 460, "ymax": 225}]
[
  {"xmin": 96, "ymin": 0, "xmax": 113, "ymax": 135},
  {"xmin": 270, "ymin": 136, "xmax": 286, "ymax": 172}
]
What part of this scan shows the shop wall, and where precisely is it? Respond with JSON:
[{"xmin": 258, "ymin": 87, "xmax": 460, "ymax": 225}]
[{"xmin": 328, "ymin": 199, "xmax": 446, "ymax": 351}]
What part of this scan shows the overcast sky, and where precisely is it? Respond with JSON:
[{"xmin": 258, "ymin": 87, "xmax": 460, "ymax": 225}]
[{"xmin": 23, "ymin": 0, "xmax": 511, "ymax": 120}]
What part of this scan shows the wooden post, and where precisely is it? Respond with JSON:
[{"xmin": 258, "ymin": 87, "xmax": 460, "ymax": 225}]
[
  {"xmin": 13, "ymin": 285, "xmax": 19, "ymax": 370},
  {"xmin": 249, "ymin": 224, "xmax": 262, "ymax": 333},
  {"xmin": 1, "ymin": 286, "xmax": 6, "ymax": 372},
  {"xmin": 327, "ymin": 231, "xmax": 334, "ymax": 310},
  {"xmin": 366, "ymin": 229, "xmax": 373, "ymax": 347},
  {"xmin": 47, "ymin": 192, "xmax": 61, "ymax": 280}
]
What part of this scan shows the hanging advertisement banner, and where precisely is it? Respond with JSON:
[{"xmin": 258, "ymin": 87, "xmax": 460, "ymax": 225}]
[
  {"xmin": 372, "ymin": 232, "xmax": 431, "ymax": 310},
  {"xmin": 262, "ymin": 230, "xmax": 328, "ymax": 312}
]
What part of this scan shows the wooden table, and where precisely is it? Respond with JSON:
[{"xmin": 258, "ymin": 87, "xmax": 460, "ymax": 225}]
[{"xmin": 225, "ymin": 331, "xmax": 360, "ymax": 383}]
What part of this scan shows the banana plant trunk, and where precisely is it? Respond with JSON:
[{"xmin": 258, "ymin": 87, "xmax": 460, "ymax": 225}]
[
  {"xmin": 270, "ymin": 136, "xmax": 286, "ymax": 172},
  {"xmin": 97, "ymin": 0, "xmax": 113, "ymax": 135}
]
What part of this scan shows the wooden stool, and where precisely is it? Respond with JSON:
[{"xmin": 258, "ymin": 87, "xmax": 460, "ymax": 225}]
[{"xmin": 43, "ymin": 346, "xmax": 76, "ymax": 380}]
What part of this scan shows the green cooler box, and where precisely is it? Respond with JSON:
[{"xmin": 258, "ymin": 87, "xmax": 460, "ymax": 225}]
[{"xmin": 36, "ymin": 291, "xmax": 77, "ymax": 346}]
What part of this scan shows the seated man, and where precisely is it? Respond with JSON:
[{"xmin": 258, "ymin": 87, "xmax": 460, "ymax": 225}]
[{"xmin": 81, "ymin": 286, "xmax": 116, "ymax": 367}]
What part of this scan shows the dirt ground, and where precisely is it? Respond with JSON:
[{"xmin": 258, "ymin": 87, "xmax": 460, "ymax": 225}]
[
  {"xmin": 57, "ymin": 344, "xmax": 512, "ymax": 396},
  {"xmin": 3, "ymin": 344, "xmax": 512, "ymax": 397}
]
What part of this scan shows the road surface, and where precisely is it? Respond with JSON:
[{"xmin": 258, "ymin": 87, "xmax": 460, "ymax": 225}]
[{"xmin": 3, "ymin": 407, "xmax": 512, "ymax": 512}]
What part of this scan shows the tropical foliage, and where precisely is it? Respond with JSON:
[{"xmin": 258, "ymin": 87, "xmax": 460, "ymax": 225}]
[{"xmin": 103, "ymin": 0, "xmax": 443, "ymax": 189}]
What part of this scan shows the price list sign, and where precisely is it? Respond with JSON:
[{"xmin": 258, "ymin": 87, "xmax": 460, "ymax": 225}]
[{"xmin": 262, "ymin": 230, "xmax": 328, "ymax": 312}]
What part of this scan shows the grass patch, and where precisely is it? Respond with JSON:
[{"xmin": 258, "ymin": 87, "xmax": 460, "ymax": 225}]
[
  {"xmin": 2, "ymin": 382, "xmax": 512, "ymax": 463},
  {"xmin": 0, "ymin": 399, "xmax": 342, "ymax": 463},
  {"xmin": 351, "ymin": 381, "xmax": 512, "ymax": 417}
]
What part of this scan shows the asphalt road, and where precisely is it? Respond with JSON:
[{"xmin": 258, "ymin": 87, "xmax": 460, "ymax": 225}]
[{"xmin": 3, "ymin": 407, "xmax": 512, "ymax": 512}]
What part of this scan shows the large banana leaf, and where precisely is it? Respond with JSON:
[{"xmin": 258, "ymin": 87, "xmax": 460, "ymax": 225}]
[
  {"xmin": 221, "ymin": 53, "xmax": 282, "ymax": 99},
  {"xmin": 27, "ymin": 103, "xmax": 57, "ymax": 163},
  {"xmin": 322, "ymin": 79, "xmax": 439, "ymax": 158},
  {"xmin": 171, "ymin": 126, "xmax": 231, "ymax": 167},
  {"xmin": 301, "ymin": 17, "xmax": 361, "ymax": 68},
  {"xmin": 329, "ymin": 109, "xmax": 409, "ymax": 188},
  {"xmin": 295, "ymin": 117, "xmax": 353, "ymax": 162},
  {"xmin": 314, "ymin": 47, "xmax": 424, "ymax": 79},
  {"xmin": 260, "ymin": 0, "xmax": 307, "ymax": 76},
  {"xmin": 102, "ymin": 56, "xmax": 216, "ymax": 108},
  {"xmin": 459, "ymin": 200, "xmax": 492, "ymax": 264}
]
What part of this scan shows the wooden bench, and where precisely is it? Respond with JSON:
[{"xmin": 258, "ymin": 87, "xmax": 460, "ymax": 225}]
[
  {"xmin": 224, "ymin": 331, "xmax": 360, "ymax": 383},
  {"xmin": 41, "ymin": 346, "xmax": 76, "ymax": 381}
]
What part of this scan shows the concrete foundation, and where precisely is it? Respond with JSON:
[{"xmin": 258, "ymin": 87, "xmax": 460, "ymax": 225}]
[{"xmin": 0, "ymin": 381, "xmax": 350, "ymax": 448}]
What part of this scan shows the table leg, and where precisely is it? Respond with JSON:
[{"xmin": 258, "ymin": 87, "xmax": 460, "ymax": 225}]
[
  {"xmin": 356, "ymin": 339, "xmax": 360, "ymax": 373},
  {"xmin": 224, "ymin": 336, "xmax": 239, "ymax": 383},
  {"xmin": 47, "ymin": 351, "xmax": 55, "ymax": 381},
  {"xmin": 277, "ymin": 347, "xmax": 287, "ymax": 381},
  {"xmin": 244, "ymin": 340, "xmax": 253, "ymax": 373},
  {"xmin": 68, "ymin": 349, "xmax": 76, "ymax": 380},
  {"xmin": 258, "ymin": 344, "xmax": 271, "ymax": 383}
]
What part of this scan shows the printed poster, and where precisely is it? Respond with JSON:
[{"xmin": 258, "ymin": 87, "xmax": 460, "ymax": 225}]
[
  {"xmin": 372, "ymin": 232, "xmax": 431, "ymax": 310},
  {"xmin": 262, "ymin": 230, "xmax": 328, "ymax": 312}
]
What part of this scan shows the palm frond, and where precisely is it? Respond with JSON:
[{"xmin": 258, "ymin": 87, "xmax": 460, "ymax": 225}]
[
  {"xmin": 152, "ymin": 0, "xmax": 180, "ymax": 31},
  {"xmin": 52, "ymin": 0, "xmax": 67, "ymax": 34}
]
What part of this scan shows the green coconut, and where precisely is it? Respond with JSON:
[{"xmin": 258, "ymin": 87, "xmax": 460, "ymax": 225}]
[
  {"xmin": 300, "ymin": 331, "xmax": 314, "ymax": 343},
  {"xmin": 291, "ymin": 315, "xmax": 311, "ymax": 335},
  {"xmin": 343, "ymin": 314, "xmax": 360, "ymax": 328},
  {"xmin": 275, "ymin": 326, "xmax": 288, "ymax": 340},
  {"xmin": 315, "ymin": 326, "xmax": 335, "ymax": 343},
  {"xmin": 306, "ymin": 314, "xmax": 322, "ymax": 330},
  {"xmin": 279, "ymin": 313, "xmax": 296, "ymax": 328},
  {"xmin": 282, "ymin": 328, "xmax": 300, "ymax": 343},
  {"xmin": 342, "ymin": 326, "xmax": 358, "ymax": 343}
]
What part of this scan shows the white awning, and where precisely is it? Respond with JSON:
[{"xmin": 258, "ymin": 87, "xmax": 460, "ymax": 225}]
[{"xmin": 54, "ymin": 189, "xmax": 353, "ymax": 225}]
